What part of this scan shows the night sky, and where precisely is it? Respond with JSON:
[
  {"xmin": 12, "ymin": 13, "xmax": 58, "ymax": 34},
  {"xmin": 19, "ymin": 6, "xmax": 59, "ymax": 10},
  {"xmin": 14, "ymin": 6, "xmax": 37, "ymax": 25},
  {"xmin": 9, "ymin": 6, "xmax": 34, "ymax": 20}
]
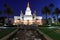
[{"xmin": 0, "ymin": 0, "xmax": 60, "ymax": 18}]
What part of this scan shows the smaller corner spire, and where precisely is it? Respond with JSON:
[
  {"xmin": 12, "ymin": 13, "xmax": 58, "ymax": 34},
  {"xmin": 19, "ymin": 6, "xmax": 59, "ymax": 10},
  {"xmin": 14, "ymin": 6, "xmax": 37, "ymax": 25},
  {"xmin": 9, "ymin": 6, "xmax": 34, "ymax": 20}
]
[
  {"xmin": 20, "ymin": 10, "xmax": 23, "ymax": 16},
  {"xmin": 34, "ymin": 10, "xmax": 36, "ymax": 14},
  {"xmin": 33, "ymin": 10, "xmax": 36, "ymax": 16},
  {"xmin": 20, "ymin": 10, "xmax": 23, "ymax": 13}
]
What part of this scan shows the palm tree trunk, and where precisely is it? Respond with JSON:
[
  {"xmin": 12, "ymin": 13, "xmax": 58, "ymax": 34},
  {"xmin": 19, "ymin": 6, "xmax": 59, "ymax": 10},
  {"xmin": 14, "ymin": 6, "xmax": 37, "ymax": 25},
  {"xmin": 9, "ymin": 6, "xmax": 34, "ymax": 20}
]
[
  {"xmin": 51, "ymin": 13, "xmax": 53, "ymax": 25},
  {"xmin": 8, "ymin": 15, "xmax": 10, "ymax": 25},
  {"xmin": 46, "ymin": 13, "xmax": 48, "ymax": 24},
  {"xmin": 56, "ymin": 14, "xmax": 58, "ymax": 24}
]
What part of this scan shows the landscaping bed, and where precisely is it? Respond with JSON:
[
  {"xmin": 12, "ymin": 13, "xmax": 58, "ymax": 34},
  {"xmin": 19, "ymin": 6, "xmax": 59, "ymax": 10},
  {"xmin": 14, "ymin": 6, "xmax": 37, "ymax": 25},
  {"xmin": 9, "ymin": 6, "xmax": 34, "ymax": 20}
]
[
  {"xmin": 38, "ymin": 25, "xmax": 50, "ymax": 27},
  {"xmin": 39, "ymin": 27, "xmax": 60, "ymax": 40},
  {"xmin": 53, "ymin": 29, "xmax": 60, "ymax": 34},
  {"xmin": 55, "ymin": 30, "xmax": 60, "ymax": 34}
]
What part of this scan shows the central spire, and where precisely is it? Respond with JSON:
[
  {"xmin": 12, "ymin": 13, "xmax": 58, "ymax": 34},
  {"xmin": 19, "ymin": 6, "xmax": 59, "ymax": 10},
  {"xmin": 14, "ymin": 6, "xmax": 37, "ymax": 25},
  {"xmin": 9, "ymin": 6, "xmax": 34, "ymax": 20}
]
[
  {"xmin": 27, "ymin": 2, "xmax": 29, "ymax": 7},
  {"xmin": 25, "ymin": 2, "xmax": 32, "ymax": 15},
  {"xmin": 26, "ymin": 2, "xmax": 30, "ymax": 10}
]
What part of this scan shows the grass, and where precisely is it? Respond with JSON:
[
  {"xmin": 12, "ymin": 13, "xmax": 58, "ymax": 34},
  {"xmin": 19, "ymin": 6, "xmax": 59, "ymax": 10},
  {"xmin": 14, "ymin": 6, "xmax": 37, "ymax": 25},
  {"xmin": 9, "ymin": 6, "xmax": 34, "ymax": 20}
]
[
  {"xmin": 39, "ymin": 27, "xmax": 60, "ymax": 40},
  {"xmin": 0, "ymin": 28, "xmax": 16, "ymax": 39}
]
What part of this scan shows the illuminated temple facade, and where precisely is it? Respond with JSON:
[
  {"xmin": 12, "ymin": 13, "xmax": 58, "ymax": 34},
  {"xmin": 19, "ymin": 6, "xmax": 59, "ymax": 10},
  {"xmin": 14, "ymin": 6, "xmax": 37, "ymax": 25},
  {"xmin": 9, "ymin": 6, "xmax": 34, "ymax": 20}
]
[{"xmin": 14, "ymin": 2, "xmax": 43, "ymax": 25}]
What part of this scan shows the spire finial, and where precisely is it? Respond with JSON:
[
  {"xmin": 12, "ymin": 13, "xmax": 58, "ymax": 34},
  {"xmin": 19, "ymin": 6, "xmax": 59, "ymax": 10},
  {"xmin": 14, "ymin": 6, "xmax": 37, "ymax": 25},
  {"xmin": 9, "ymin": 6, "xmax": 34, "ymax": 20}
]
[{"xmin": 27, "ymin": 2, "xmax": 29, "ymax": 7}]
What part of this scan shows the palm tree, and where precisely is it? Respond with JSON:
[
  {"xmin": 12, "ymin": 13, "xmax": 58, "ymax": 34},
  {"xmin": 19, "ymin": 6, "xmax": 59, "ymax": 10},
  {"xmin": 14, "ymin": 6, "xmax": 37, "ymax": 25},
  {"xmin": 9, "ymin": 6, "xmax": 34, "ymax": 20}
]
[
  {"xmin": 42, "ymin": 6, "xmax": 50, "ymax": 24},
  {"xmin": 4, "ymin": 4, "xmax": 8, "ymax": 16},
  {"xmin": 54, "ymin": 8, "xmax": 60, "ymax": 24},
  {"xmin": 4, "ymin": 4, "xmax": 13, "ymax": 25},
  {"xmin": 49, "ymin": 3, "xmax": 54, "ymax": 24},
  {"xmin": 47, "ymin": 18, "xmax": 51, "ymax": 24},
  {"xmin": 49, "ymin": 3, "xmax": 54, "ymax": 8}
]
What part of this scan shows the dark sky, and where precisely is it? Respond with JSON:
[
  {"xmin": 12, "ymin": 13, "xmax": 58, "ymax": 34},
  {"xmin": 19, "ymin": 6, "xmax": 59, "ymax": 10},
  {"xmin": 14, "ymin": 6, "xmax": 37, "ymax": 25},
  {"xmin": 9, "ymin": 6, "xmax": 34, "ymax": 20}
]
[{"xmin": 0, "ymin": 0, "xmax": 60, "ymax": 18}]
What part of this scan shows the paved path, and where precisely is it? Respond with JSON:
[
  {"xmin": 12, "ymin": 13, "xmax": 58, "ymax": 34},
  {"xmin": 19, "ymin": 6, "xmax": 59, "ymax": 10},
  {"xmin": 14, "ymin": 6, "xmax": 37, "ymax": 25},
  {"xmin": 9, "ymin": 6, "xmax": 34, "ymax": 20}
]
[
  {"xmin": 8, "ymin": 25, "xmax": 46, "ymax": 40},
  {"xmin": 9, "ymin": 30, "xmax": 46, "ymax": 40}
]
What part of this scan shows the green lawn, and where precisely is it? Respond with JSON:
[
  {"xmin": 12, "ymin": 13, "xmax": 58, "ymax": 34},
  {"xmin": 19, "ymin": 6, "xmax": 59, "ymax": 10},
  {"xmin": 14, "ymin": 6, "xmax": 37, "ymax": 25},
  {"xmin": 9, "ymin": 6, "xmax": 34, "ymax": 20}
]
[
  {"xmin": 39, "ymin": 27, "xmax": 60, "ymax": 40},
  {"xmin": 0, "ymin": 28, "xmax": 16, "ymax": 39}
]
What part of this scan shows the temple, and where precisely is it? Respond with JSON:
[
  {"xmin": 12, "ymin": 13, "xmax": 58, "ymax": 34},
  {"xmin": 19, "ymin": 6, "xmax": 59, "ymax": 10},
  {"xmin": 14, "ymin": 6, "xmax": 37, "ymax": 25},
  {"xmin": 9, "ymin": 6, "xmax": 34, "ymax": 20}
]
[{"xmin": 14, "ymin": 2, "xmax": 43, "ymax": 25}]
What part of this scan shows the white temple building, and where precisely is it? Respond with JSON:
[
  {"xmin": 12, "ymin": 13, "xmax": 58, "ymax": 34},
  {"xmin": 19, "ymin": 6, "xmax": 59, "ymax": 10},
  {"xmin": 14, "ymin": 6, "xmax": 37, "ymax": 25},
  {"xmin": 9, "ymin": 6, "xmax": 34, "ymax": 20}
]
[{"xmin": 14, "ymin": 2, "xmax": 43, "ymax": 25}]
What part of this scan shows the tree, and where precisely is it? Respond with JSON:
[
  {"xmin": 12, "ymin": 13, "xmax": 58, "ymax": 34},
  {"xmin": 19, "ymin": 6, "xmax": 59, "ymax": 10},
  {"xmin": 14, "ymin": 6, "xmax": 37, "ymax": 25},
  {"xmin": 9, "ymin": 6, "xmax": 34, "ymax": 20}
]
[
  {"xmin": 58, "ymin": 18, "xmax": 60, "ymax": 23},
  {"xmin": 54, "ymin": 8, "xmax": 60, "ymax": 24},
  {"xmin": 49, "ymin": 3, "xmax": 54, "ymax": 24},
  {"xmin": 42, "ymin": 6, "xmax": 50, "ymax": 24},
  {"xmin": 47, "ymin": 18, "xmax": 51, "ymax": 24},
  {"xmin": 49, "ymin": 3, "xmax": 54, "ymax": 8},
  {"xmin": 4, "ymin": 4, "xmax": 13, "ymax": 25},
  {"xmin": 0, "ymin": 11, "xmax": 2, "ymax": 16}
]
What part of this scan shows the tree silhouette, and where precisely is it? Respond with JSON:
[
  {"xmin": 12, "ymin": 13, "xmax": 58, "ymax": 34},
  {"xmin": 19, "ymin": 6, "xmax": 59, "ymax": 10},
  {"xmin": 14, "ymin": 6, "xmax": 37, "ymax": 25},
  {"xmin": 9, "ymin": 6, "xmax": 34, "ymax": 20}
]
[
  {"xmin": 49, "ymin": 3, "xmax": 54, "ymax": 24},
  {"xmin": 0, "ymin": 11, "xmax": 2, "ymax": 16},
  {"xmin": 42, "ymin": 6, "xmax": 50, "ymax": 24},
  {"xmin": 49, "ymin": 3, "xmax": 54, "ymax": 8},
  {"xmin": 54, "ymin": 8, "xmax": 60, "ymax": 24},
  {"xmin": 4, "ymin": 4, "xmax": 13, "ymax": 25}
]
